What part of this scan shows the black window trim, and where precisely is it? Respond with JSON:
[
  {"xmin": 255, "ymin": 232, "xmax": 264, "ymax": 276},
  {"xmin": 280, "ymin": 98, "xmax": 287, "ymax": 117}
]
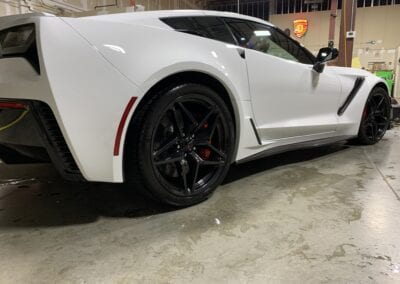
[
  {"xmin": 159, "ymin": 15, "xmax": 237, "ymax": 45},
  {"xmin": 219, "ymin": 17, "xmax": 240, "ymax": 46}
]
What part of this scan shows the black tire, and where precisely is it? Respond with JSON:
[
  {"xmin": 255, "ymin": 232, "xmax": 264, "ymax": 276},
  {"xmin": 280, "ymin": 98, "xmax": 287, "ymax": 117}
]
[
  {"xmin": 125, "ymin": 83, "xmax": 235, "ymax": 206},
  {"xmin": 356, "ymin": 87, "xmax": 391, "ymax": 145}
]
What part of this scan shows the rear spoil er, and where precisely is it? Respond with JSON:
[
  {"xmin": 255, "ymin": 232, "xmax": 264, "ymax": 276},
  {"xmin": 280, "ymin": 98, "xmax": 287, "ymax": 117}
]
[
  {"xmin": 114, "ymin": 97, "xmax": 138, "ymax": 156},
  {"xmin": 337, "ymin": 77, "xmax": 365, "ymax": 116}
]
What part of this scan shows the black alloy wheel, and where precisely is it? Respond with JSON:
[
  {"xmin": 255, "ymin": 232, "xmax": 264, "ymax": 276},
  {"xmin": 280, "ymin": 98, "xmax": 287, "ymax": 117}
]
[
  {"xmin": 126, "ymin": 83, "xmax": 235, "ymax": 206},
  {"xmin": 357, "ymin": 87, "xmax": 391, "ymax": 145}
]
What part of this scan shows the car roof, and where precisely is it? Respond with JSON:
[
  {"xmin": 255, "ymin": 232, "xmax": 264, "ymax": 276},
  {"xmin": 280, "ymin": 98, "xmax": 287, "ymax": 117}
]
[{"xmin": 82, "ymin": 9, "xmax": 274, "ymax": 27}]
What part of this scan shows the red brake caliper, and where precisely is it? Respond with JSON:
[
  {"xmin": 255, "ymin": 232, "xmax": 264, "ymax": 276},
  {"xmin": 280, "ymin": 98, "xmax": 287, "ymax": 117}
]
[
  {"xmin": 198, "ymin": 122, "xmax": 212, "ymax": 160},
  {"xmin": 199, "ymin": 148, "xmax": 211, "ymax": 160}
]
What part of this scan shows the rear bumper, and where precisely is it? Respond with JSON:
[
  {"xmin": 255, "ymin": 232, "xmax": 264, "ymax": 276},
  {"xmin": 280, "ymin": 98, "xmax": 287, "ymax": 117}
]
[{"xmin": 0, "ymin": 100, "xmax": 84, "ymax": 181}]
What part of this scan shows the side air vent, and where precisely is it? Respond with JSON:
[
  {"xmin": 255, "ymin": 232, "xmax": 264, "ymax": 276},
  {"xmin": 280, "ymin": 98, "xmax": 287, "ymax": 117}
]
[
  {"xmin": 338, "ymin": 77, "xmax": 365, "ymax": 116},
  {"xmin": 31, "ymin": 102, "xmax": 84, "ymax": 181}
]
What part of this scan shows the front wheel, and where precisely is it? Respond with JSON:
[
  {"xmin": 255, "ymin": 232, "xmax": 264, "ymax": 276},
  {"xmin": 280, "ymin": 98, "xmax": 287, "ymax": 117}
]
[
  {"xmin": 356, "ymin": 87, "xmax": 391, "ymax": 145},
  {"xmin": 126, "ymin": 83, "xmax": 235, "ymax": 206}
]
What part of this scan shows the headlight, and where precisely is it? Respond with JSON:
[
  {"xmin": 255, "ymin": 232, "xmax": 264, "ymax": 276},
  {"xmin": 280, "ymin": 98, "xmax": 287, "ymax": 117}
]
[{"xmin": 0, "ymin": 24, "xmax": 35, "ymax": 56}]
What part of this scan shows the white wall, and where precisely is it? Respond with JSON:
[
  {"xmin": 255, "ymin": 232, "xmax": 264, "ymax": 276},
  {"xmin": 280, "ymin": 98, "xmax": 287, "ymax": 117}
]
[
  {"xmin": 270, "ymin": 5, "xmax": 400, "ymax": 94},
  {"xmin": 0, "ymin": 0, "xmax": 204, "ymax": 17},
  {"xmin": 270, "ymin": 5, "xmax": 400, "ymax": 53},
  {"xmin": 0, "ymin": 0, "xmax": 67, "ymax": 16}
]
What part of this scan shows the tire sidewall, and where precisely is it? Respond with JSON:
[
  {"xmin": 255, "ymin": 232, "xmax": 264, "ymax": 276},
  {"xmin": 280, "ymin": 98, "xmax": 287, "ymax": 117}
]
[{"xmin": 358, "ymin": 87, "xmax": 391, "ymax": 145}]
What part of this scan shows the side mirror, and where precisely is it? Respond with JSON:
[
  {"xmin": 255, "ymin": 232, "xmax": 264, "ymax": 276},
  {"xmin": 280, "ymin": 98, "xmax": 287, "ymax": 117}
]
[{"xmin": 313, "ymin": 47, "xmax": 339, "ymax": 73}]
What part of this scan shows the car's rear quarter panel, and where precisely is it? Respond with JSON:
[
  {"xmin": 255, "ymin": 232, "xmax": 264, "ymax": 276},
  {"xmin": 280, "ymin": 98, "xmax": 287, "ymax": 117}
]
[
  {"xmin": 39, "ymin": 17, "xmax": 143, "ymax": 182},
  {"xmin": 61, "ymin": 16, "xmax": 262, "ymax": 174},
  {"xmin": 1, "ymin": 15, "xmax": 140, "ymax": 182}
]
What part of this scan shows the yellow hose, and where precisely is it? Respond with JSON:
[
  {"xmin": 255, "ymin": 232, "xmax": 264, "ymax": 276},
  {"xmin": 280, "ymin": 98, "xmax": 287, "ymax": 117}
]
[{"xmin": 0, "ymin": 109, "xmax": 29, "ymax": 132}]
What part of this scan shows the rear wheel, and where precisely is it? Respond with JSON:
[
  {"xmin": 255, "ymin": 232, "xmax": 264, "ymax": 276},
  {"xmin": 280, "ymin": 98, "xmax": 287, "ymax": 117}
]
[
  {"xmin": 126, "ymin": 83, "xmax": 235, "ymax": 206},
  {"xmin": 356, "ymin": 87, "xmax": 391, "ymax": 145}
]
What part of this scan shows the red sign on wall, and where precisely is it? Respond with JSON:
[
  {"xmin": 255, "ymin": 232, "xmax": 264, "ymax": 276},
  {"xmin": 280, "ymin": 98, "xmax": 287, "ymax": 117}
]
[{"xmin": 293, "ymin": 19, "xmax": 308, "ymax": 38}]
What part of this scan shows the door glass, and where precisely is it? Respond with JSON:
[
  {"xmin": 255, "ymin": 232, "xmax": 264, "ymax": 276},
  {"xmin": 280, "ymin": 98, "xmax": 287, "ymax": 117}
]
[{"xmin": 224, "ymin": 18, "xmax": 314, "ymax": 64}]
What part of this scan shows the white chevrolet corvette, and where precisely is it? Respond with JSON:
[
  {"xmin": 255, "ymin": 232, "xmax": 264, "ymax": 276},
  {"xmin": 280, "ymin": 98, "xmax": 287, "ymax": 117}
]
[{"xmin": 0, "ymin": 10, "xmax": 391, "ymax": 206}]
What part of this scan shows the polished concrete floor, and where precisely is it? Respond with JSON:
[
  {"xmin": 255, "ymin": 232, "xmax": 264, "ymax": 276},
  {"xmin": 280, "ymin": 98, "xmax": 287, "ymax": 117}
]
[{"xmin": 1, "ymin": 126, "xmax": 399, "ymax": 283}]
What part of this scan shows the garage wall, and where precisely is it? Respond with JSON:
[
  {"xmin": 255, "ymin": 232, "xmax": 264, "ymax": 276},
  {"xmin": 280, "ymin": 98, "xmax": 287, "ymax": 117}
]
[
  {"xmin": 0, "ymin": 0, "xmax": 80, "ymax": 16},
  {"xmin": 0, "ymin": 1, "xmax": 25, "ymax": 16},
  {"xmin": 0, "ymin": 0, "xmax": 205, "ymax": 17},
  {"xmin": 270, "ymin": 5, "xmax": 400, "ymax": 53},
  {"xmin": 135, "ymin": 0, "xmax": 206, "ymax": 10}
]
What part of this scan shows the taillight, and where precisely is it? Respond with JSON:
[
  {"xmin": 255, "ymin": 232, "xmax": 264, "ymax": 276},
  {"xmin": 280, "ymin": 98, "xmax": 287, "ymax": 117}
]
[
  {"xmin": 0, "ymin": 101, "xmax": 28, "ymax": 110},
  {"xmin": 0, "ymin": 24, "xmax": 40, "ymax": 74}
]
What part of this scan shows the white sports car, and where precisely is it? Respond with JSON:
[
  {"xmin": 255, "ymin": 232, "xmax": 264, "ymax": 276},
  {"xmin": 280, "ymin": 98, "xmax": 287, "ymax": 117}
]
[{"xmin": 0, "ymin": 10, "xmax": 391, "ymax": 206}]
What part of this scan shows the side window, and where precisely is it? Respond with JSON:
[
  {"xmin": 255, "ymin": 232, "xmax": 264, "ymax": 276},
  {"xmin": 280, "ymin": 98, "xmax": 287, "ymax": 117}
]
[
  {"xmin": 224, "ymin": 18, "xmax": 314, "ymax": 64},
  {"xmin": 160, "ymin": 16, "xmax": 236, "ymax": 45}
]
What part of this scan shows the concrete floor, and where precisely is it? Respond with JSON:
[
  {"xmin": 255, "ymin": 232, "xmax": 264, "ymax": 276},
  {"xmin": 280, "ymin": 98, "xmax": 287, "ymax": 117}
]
[{"xmin": 1, "ymin": 126, "xmax": 399, "ymax": 283}]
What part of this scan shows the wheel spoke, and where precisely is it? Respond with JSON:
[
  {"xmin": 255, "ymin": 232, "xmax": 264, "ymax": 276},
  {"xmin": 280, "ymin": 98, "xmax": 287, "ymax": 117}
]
[
  {"xmin": 172, "ymin": 107, "xmax": 185, "ymax": 137},
  {"xmin": 366, "ymin": 112, "xmax": 376, "ymax": 124},
  {"xmin": 191, "ymin": 157, "xmax": 200, "ymax": 191},
  {"xmin": 194, "ymin": 138, "xmax": 227, "ymax": 159},
  {"xmin": 153, "ymin": 137, "xmax": 178, "ymax": 158},
  {"xmin": 182, "ymin": 171, "xmax": 188, "ymax": 192},
  {"xmin": 201, "ymin": 160, "xmax": 225, "ymax": 166},
  {"xmin": 370, "ymin": 98, "xmax": 378, "ymax": 109},
  {"xmin": 363, "ymin": 116, "xmax": 372, "ymax": 124},
  {"xmin": 376, "ymin": 122, "xmax": 388, "ymax": 126},
  {"xmin": 374, "ymin": 114, "xmax": 388, "ymax": 121},
  {"xmin": 195, "ymin": 106, "xmax": 216, "ymax": 133},
  {"xmin": 208, "ymin": 144, "xmax": 226, "ymax": 159},
  {"xmin": 371, "ymin": 122, "xmax": 377, "ymax": 141},
  {"xmin": 376, "ymin": 96, "xmax": 385, "ymax": 108},
  {"xmin": 191, "ymin": 151, "xmax": 225, "ymax": 167},
  {"xmin": 154, "ymin": 152, "xmax": 181, "ymax": 165},
  {"xmin": 193, "ymin": 138, "xmax": 209, "ymax": 146},
  {"xmin": 177, "ymin": 102, "xmax": 198, "ymax": 126},
  {"xmin": 180, "ymin": 158, "xmax": 189, "ymax": 192},
  {"xmin": 208, "ymin": 114, "xmax": 220, "ymax": 140}
]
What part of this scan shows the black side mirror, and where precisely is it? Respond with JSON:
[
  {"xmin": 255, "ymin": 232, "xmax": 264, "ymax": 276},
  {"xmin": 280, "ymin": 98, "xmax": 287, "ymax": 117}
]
[
  {"xmin": 313, "ymin": 47, "xmax": 339, "ymax": 73},
  {"xmin": 316, "ymin": 47, "xmax": 339, "ymax": 62}
]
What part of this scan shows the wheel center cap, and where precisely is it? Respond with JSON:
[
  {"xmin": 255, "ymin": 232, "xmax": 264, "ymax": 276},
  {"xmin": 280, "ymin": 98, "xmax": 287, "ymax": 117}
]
[{"xmin": 182, "ymin": 138, "xmax": 194, "ymax": 152}]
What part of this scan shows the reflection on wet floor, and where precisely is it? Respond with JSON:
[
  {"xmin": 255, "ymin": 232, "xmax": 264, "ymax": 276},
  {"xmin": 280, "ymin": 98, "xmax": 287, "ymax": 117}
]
[{"xmin": 0, "ymin": 127, "xmax": 399, "ymax": 283}]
